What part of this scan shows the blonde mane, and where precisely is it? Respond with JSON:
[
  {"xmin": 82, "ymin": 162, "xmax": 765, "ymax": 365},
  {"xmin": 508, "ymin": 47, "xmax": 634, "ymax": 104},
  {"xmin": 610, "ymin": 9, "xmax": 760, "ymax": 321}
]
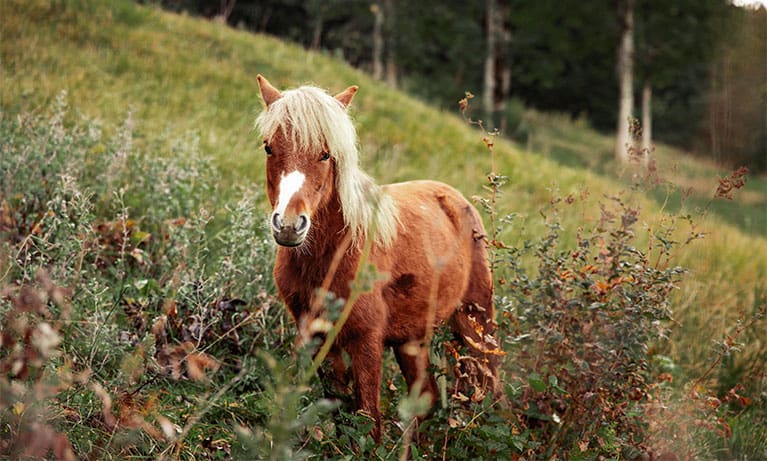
[{"xmin": 255, "ymin": 85, "xmax": 399, "ymax": 248}]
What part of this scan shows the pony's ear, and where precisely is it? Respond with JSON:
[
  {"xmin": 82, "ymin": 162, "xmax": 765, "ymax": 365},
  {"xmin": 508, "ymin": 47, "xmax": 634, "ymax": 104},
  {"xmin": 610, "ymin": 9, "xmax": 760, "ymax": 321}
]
[
  {"xmin": 335, "ymin": 85, "xmax": 359, "ymax": 109},
  {"xmin": 257, "ymin": 74, "xmax": 282, "ymax": 108}
]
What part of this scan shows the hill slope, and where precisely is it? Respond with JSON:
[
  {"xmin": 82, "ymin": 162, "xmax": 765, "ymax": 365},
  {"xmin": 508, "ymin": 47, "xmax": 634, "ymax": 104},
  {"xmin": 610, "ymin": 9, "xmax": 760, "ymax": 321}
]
[
  {"xmin": 3, "ymin": 0, "xmax": 766, "ymax": 430},
  {"xmin": 3, "ymin": 1, "xmax": 764, "ymax": 229}
]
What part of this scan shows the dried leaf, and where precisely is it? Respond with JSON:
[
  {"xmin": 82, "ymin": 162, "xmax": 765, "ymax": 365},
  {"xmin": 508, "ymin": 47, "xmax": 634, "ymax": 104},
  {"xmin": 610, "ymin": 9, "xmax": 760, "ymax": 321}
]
[
  {"xmin": 463, "ymin": 335, "xmax": 507, "ymax": 356},
  {"xmin": 18, "ymin": 423, "xmax": 75, "ymax": 461},
  {"xmin": 91, "ymin": 382, "xmax": 117, "ymax": 429},
  {"xmin": 458, "ymin": 92, "xmax": 474, "ymax": 112},
  {"xmin": 715, "ymin": 166, "xmax": 749, "ymax": 200},
  {"xmin": 157, "ymin": 342, "xmax": 190, "ymax": 379},
  {"xmin": 151, "ymin": 314, "xmax": 167, "ymax": 340},
  {"xmin": 12, "ymin": 401, "xmax": 24, "ymax": 416},
  {"xmin": 186, "ymin": 351, "xmax": 220, "ymax": 382},
  {"xmin": 452, "ymin": 392, "xmax": 469, "ymax": 402},
  {"xmin": 164, "ymin": 299, "xmax": 178, "ymax": 317},
  {"xmin": 130, "ymin": 248, "xmax": 146, "ymax": 264},
  {"xmin": 658, "ymin": 373, "xmax": 674, "ymax": 382},
  {"xmin": 705, "ymin": 396, "xmax": 721, "ymax": 409}
]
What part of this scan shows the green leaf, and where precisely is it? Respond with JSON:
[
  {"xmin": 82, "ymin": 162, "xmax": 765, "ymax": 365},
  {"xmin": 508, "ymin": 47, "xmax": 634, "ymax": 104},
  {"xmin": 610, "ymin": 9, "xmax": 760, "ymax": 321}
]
[
  {"xmin": 528, "ymin": 373, "xmax": 547, "ymax": 392},
  {"xmin": 548, "ymin": 374, "xmax": 567, "ymax": 394}
]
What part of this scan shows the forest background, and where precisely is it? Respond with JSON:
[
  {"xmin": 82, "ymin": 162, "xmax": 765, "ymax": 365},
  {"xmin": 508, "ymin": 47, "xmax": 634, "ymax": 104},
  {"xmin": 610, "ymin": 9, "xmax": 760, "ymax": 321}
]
[{"xmin": 161, "ymin": 0, "xmax": 766, "ymax": 172}]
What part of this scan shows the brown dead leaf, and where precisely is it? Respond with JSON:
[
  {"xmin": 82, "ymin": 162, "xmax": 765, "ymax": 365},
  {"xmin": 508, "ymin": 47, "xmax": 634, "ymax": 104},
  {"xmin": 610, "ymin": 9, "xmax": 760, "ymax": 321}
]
[
  {"xmin": 186, "ymin": 351, "xmax": 220, "ymax": 382},
  {"xmin": 156, "ymin": 343, "xmax": 189, "ymax": 379},
  {"xmin": 157, "ymin": 415, "xmax": 180, "ymax": 440},
  {"xmin": 658, "ymin": 372, "xmax": 673, "ymax": 383},
  {"xmin": 91, "ymin": 382, "xmax": 117, "ymax": 429},
  {"xmin": 18, "ymin": 422, "xmax": 75, "ymax": 461},
  {"xmin": 458, "ymin": 92, "xmax": 474, "ymax": 112},
  {"xmin": 463, "ymin": 335, "xmax": 507, "ymax": 356},
  {"xmin": 152, "ymin": 314, "xmax": 168, "ymax": 342}
]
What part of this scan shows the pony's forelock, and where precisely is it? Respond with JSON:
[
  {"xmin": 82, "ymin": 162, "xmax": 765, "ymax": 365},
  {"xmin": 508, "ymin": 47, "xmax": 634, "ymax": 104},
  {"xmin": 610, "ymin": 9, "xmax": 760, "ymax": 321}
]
[{"xmin": 255, "ymin": 85, "xmax": 399, "ymax": 248}]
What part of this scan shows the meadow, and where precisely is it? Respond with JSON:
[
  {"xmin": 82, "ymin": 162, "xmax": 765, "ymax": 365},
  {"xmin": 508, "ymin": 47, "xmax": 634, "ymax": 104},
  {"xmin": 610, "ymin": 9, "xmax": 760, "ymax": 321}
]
[{"xmin": 1, "ymin": 0, "xmax": 766, "ymax": 459}]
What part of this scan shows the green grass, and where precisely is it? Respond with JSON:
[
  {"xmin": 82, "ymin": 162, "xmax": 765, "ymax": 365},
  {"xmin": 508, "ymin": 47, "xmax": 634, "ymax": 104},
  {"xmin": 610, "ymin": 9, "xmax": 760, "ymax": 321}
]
[
  {"xmin": 519, "ymin": 109, "xmax": 767, "ymax": 238},
  {"xmin": 2, "ymin": 0, "xmax": 766, "ymax": 458}
]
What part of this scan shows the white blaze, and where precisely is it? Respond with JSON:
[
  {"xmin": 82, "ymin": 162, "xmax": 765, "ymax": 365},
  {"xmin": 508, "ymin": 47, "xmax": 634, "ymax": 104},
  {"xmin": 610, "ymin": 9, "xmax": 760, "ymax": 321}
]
[{"xmin": 275, "ymin": 170, "xmax": 306, "ymax": 216}]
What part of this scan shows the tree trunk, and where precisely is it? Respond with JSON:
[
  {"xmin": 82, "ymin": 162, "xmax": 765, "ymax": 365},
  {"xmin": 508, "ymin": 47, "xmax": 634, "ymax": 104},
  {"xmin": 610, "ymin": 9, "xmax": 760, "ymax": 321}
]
[
  {"xmin": 641, "ymin": 79, "xmax": 652, "ymax": 167},
  {"xmin": 483, "ymin": 0, "xmax": 498, "ymax": 128},
  {"xmin": 384, "ymin": 0, "xmax": 397, "ymax": 87},
  {"xmin": 615, "ymin": 0, "xmax": 634, "ymax": 164},
  {"xmin": 372, "ymin": 3, "xmax": 384, "ymax": 80},
  {"xmin": 308, "ymin": 0, "xmax": 326, "ymax": 50},
  {"xmin": 311, "ymin": 19, "xmax": 323, "ymax": 50},
  {"xmin": 496, "ymin": 0, "xmax": 512, "ymax": 133},
  {"xmin": 214, "ymin": 0, "xmax": 236, "ymax": 24},
  {"xmin": 708, "ymin": 60, "xmax": 721, "ymax": 162}
]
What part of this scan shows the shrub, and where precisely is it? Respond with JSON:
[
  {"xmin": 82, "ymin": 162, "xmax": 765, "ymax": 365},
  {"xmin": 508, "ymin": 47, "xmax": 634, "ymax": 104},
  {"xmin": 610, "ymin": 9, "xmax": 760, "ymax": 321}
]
[
  {"xmin": 497, "ymin": 193, "xmax": 682, "ymax": 458},
  {"xmin": 1, "ymin": 96, "xmax": 284, "ymax": 459}
]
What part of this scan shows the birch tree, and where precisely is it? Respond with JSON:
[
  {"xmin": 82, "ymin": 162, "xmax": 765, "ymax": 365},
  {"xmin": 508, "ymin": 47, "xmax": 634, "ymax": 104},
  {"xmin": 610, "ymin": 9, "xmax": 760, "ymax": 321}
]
[{"xmin": 615, "ymin": 0, "xmax": 634, "ymax": 163}]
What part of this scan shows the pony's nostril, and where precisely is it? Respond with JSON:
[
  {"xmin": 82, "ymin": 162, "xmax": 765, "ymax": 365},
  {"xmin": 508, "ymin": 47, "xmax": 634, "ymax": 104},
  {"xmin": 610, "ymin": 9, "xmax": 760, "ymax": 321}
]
[
  {"xmin": 294, "ymin": 215, "xmax": 309, "ymax": 233},
  {"xmin": 271, "ymin": 212, "xmax": 284, "ymax": 231}
]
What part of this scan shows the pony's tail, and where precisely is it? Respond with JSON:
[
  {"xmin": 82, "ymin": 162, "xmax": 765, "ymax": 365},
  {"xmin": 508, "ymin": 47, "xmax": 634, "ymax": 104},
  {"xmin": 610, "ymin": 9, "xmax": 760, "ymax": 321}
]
[{"xmin": 449, "ymin": 208, "xmax": 502, "ymax": 401}]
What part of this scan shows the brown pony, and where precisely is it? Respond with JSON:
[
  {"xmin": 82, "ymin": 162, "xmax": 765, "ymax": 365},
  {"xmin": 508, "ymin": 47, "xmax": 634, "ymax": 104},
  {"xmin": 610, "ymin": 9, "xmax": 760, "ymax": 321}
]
[{"xmin": 255, "ymin": 75, "xmax": 500, "ymax": 440}]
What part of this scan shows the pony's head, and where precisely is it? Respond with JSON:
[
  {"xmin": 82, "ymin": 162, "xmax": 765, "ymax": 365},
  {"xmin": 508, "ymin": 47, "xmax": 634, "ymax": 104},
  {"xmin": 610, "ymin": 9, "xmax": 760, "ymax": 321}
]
[{"xmin": 255, "ymin": 75, "xmax": 398, "ymax": 249}]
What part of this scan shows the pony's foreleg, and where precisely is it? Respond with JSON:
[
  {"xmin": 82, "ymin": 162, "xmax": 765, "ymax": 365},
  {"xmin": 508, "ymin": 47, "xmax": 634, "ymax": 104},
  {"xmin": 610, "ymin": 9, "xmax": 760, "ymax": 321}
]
[
  {"xmin": 318, "ymin": 344, "xmax": 351, "ymax": 399},
  {"xmin": 394, "ymin": 344, "xmax": 438, "ymax": 406},
  {"xmin": 347, "ymin": 334, "xmax": 384, "ymax": 442},
  {"xmin": 394, "ymin": 343, "xmax": 438, "ymax": 445}
]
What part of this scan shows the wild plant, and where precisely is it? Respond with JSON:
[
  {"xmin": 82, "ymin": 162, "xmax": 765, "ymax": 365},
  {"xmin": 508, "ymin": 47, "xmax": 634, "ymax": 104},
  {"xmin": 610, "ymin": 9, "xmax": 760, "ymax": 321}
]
[
  {"xmin": 1, "ymin": 98, "xmax": 284, "ymax": 459},
  {"xmin": 421, "ymin": 103, "xmax": 765, "ymax": 460}
]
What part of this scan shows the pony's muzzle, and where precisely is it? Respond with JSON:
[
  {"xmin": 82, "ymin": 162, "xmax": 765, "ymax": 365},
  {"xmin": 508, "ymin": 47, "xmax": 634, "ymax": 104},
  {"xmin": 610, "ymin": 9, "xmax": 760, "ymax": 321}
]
[{"xmin": 270, "ymin": 211, "xmax": 310, "ymax": 247}]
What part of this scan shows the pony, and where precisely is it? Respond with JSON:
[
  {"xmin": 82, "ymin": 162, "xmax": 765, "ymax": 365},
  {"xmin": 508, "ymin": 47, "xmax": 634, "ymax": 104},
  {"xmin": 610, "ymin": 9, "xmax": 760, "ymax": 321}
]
[{"xmin": 255, "ymin": 75, "xmax": 501, "ymax": 441}]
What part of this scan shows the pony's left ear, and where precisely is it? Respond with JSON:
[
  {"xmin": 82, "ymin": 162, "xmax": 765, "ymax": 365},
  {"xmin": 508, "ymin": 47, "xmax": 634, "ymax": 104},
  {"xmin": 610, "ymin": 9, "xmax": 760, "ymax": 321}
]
[
  {"xmin": 335, "ymin": 85, "xmax": 359, "ymax": 109},
  {"xmin": 257, "ymin": 74, "xmax": 282, "ymax": 108}
]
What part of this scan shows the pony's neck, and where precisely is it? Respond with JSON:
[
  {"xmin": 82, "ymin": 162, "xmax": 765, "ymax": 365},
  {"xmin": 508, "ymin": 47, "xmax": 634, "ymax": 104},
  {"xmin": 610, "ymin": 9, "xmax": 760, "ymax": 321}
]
[
  {"xmin": 285, "ymin": 189, "xmax": 356, "ymax": 264},
  {"xmin": 279, "ymin": 189, "xmax": 360, "ymax": 303},
  {"xmin": 312, "ymin": 192, "xmax": 349, "ymax": 252}
]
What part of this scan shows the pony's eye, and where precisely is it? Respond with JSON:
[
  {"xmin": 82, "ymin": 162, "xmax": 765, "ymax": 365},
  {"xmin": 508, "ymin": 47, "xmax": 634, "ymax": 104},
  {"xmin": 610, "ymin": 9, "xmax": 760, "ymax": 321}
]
[
  {"xmin": 264, "ymin": 143, "xmax": 272, "ymax": 156},
  {"xmin": 320, "ymin": 151, "xmax": 330, "ymax": 161}
]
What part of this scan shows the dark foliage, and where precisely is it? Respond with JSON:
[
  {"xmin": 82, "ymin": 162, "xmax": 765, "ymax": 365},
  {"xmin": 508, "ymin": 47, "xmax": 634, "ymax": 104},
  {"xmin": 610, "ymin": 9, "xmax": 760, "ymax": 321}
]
[{"xmin": 149, "ymin": 0, "xmax": 764, "ymax": 171}]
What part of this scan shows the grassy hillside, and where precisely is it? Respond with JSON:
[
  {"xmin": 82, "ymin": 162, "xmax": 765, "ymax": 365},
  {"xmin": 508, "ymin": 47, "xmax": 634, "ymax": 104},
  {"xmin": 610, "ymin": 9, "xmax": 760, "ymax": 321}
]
[
  {"xmin": 2, "ymin": 0, "xmax": 765, "ymax": 231},
  {"xmin": 2, "ymin": 0, "xmax": 766, "ymax": 458}
]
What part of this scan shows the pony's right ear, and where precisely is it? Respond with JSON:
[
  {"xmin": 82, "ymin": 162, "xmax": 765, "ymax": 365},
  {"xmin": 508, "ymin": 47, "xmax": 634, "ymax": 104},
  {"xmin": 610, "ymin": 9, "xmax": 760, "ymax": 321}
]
[
  {"xmin": 335, "ymin": 85, "xmax": 359, "ymax": 109},
  {"xmin": 257, "ymin": 74, "xmax": 281, "ymax": 108}
]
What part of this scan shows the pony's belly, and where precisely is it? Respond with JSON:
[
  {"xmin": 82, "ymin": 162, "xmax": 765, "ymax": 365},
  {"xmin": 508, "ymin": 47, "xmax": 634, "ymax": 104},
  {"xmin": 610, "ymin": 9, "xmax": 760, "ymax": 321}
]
[
  {"xmin": 378, "ymin": 180, "xmax": 480, "ymax": 342},
  {"xmin": 381, "ymin": 270, "xmax": 468, "ymax": 343}
]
